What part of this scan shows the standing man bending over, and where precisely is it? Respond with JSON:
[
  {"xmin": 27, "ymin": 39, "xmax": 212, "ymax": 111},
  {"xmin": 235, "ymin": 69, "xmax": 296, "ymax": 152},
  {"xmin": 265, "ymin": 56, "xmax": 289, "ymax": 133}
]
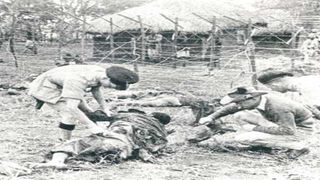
[{"xmin": 28, "ymin": 65, "xmax": 139, "ymax": 141}]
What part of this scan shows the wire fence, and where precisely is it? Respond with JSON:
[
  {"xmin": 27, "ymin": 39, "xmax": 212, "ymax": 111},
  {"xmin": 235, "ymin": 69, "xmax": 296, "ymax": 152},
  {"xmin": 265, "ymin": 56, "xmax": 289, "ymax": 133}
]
[{"xmin": 1, "ymin": 2, "xmax": 318, "ymax": 91}]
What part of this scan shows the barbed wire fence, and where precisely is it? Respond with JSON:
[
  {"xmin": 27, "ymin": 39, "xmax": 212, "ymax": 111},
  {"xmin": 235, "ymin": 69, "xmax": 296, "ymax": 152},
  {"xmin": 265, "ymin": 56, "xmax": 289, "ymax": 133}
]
[{"xmin": 0, "ymin": 4, "xmax": 317, "ymax": 92}]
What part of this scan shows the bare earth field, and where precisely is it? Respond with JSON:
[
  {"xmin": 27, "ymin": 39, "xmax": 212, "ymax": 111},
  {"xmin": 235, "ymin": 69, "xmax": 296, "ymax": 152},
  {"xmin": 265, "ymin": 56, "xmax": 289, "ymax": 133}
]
[{"xmin": 1, "ymin": 44, "xmax": 320, "ymax": 180}]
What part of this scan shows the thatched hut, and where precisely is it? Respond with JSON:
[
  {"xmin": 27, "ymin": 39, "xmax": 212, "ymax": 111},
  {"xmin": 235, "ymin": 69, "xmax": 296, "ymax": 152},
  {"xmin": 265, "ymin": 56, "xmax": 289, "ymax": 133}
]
[{"xmin": 88, "ymin": 0, "xmax": 269, "ymax": 61}]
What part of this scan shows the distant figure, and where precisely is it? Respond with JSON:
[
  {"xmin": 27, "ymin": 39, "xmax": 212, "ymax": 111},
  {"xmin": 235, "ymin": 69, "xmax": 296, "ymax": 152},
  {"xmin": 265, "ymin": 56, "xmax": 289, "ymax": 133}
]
[
  {"xmin": 176, "ymin": 47, "xmax": 190, "ymax": 59},
  {"xmin": 300, "ymin": 33, "xmax": 318, "ymax": 61},
  {"xmin": 55, "ymin": 53, "xmax": 83, "ymax": 67},
  {"xmin": 24, "ymin": 39, "xmax": 37, "ymax": 54},
  {"xmin": 147, "ymin": 32, "xmax": 162, "ymax": 61}
]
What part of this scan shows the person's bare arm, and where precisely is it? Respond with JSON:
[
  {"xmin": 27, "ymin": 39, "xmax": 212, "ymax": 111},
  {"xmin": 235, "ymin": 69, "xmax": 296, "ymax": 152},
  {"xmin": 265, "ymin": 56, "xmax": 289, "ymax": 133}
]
[
  {"xmin": 66, "ymin": 99, "xmax": 104, "ymax": 134},
  {"xmin": 78, "ymin": 100, "xmax": 94, "ymax": 114},
  {"xmin": 199, "ymin": 103, "xmax": 242, "ymax": 125},
  {"xmin": 91, "ymin": 86, "xmax": 114, "ymax": 116}
]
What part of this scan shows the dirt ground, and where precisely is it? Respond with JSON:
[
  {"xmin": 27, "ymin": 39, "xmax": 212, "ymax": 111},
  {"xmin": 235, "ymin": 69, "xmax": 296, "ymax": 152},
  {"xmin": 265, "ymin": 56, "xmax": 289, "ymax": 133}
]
[{"xmin": 1, "ymin": 45, "xmax": 320, "ymax": 180}]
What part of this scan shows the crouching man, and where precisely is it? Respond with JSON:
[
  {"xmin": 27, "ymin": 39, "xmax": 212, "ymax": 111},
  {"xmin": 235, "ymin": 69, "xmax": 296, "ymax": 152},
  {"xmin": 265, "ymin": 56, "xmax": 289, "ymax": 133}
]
[
  {"xmin": 188, "ymin": 86, "xmax": 315, "ymax": 158},
  {"xmin": 32, "ymin": 109, "xmax": 171, "ymax": 169},
  {"xmin": 28, "ymin": 65, "xmax": 139, "ymax": 141}
]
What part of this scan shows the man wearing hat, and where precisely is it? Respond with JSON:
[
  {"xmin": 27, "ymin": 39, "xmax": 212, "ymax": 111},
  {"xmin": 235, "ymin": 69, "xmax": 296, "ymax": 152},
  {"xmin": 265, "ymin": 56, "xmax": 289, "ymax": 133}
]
[
  {"xmin": 191, "ymin": 86, "xmax": 314, "ymax": 158},
  {"xmin": 29, "ymin": 65, "xmax": 139, "ymax": 141}
]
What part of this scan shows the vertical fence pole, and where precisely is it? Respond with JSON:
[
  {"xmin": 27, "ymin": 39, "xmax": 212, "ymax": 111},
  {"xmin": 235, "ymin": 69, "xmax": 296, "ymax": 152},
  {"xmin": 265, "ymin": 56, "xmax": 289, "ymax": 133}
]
[
  {"xmin": 32, "ymin": 19, "xmax": 36, "ymax": 42},
  {"xmin": 58, "ymin": 29, "xmax": 62, "ymax": 61},
  {"xmin": 81, "ymin": 0, "xmax": 86, "ymax": 63},
  {"xmin": 9, "ymin": 14, "xmax": 18, "ymax": 68},
  {"xmin": 173, "ymin": 17, "xmax": 178, "ymax": 68},
  {"xmin": 110, "ymin": 17, "xmax": 114, "ymax": 62},
  {"xmin": 202, "ymin": 38, "xmax": 207, "ymax": 61},
  {"xmin": 32, "ymin": 18, "xmax": 37, "ymax": 54},
  {"xmin": 131, "ymin": 37, "xmax": 138, "ymax": 72},
  {"xmin": 209, "ymin": 16, "xmax": 216, "ymax": 74},
  {"xmin": 131, "ymin": 37, "xmax": 137, "ymax": 56},
  {"xmin": 138, "ymin": 15, "xmax": 145, "ymax": 63},
  {"xmin": 247, "ymin": 19, "xmax": 258, "ymax": 88},
  {"xmin": 291, "ymin": 31, "xmax": 296, "ymax": 69}
]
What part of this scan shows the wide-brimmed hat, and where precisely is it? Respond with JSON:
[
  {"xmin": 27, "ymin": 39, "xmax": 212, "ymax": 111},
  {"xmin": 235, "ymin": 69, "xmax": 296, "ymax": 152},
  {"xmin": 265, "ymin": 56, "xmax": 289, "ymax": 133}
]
[
  {"xmin": 220, "ymin": 86, "xmax": 267, "ymax": 105},
  {"xmin": 257, "ymin": 68, "xmax": 293, "ymax": 84},
  {"xmin": 106, "ymin": 66, "xmax": 139, "ymax": 85}
]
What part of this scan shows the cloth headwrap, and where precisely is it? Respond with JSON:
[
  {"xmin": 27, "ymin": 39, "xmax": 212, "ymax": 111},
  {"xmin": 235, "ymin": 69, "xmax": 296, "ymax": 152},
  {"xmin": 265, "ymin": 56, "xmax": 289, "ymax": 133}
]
[{"xmin": 106, "ymin": 66, "xmax": 139, "ymax": 86}]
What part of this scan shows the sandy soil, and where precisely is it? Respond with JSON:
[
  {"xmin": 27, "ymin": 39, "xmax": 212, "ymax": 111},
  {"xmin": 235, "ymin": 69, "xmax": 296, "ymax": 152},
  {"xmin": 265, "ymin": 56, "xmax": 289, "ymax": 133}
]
[{"xmin": 1, "ymin": 46, "xmax": 320, "ymax": 180}]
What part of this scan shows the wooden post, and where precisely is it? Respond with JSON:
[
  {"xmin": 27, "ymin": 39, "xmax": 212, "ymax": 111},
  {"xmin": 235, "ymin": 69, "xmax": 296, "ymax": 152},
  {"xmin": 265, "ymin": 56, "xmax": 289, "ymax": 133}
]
[
  {"xmin": 131, "ymin": 37, "xmax": 138, "ymax": 72},
  {"xmin": 9, "ymin": 14, "xmax": 18, "ymax": 68},
  {"xmin": 81, "ymin": 0, "xmax": 86, "ymax": 63},
  {"xmin": 131, "ymin": 37, "xmax": 137, "ymax": 56},
  {"xmin": 201, "ymin": 38, "xmax": 207, "ymax": 61},
  {"xmin": 173, "ymin": 17, "xmax": 178, "ymax": 68},
  {"xmin": 247, "ymin": 19, "xmax": 258, "ymax": 88},
  {"xmin": 32, "ymin": 19, "xmax": 36, "ymax": 42},
  {"xmin": 32, "ymin": 18, "xmax": 37, "ymax": 54},
  {"xmin": 291, "ymin": 31, "xmax": 296, "ymax": 69},
  {"xmin": 50, "ymin": 28, "xmax": 53, "ymax": 45},
  {"xmin": 209, "ymin": 16, "xmax": 216, "ymax": 74},
  {"xmin": 110, "ymin": 18, "xmax": 114, "ymax": 61},
  {"xmin": 58, "ymin": 31, "xmax": 62, "ymax": 60},
  {"xmin": 138, "ymin": 15, "xmax": 145, "ymax": 62}
]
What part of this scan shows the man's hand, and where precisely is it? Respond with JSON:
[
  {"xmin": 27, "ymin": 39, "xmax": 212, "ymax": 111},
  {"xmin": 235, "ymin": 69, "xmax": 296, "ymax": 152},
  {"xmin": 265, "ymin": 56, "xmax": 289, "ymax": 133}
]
[
  {"xmin": 103, "ymin": 108, "xmax": 116, "ymax": 117},
  {"xmin": 90, "ymin": 125, "xmax": 105, "ymax": 134},
  {"xmin": 241, "ymin": 124, "xmax": 256, "ymax": 131},
  {"xmin": 199, "ymin": 116, "xmax": 212, "ymax": 125}
]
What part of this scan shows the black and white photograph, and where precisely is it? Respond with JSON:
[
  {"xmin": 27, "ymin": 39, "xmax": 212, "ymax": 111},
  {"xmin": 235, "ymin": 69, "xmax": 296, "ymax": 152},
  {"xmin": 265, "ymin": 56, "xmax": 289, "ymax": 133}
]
[{"xmin": 1, "ymin": 0, "xmax": 320, "ymax": 179}]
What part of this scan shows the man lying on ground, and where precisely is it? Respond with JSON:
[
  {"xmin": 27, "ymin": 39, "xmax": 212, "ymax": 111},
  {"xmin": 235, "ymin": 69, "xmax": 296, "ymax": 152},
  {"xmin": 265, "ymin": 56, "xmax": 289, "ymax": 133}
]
[
  {"xmin": 256, "ymin": 68, "xmax": 320, "ymax": 118},
  {"xmin": 28, "ymin": 65, "xmax": 139, "ymax": 141},
  {"xmin": 106, "ymin": 89, "xmax": 220, "ymax": 125},
  {"xmin": 31, "ymin": 109, "xmax": 171, "ymax": 169},
  {"xmin": 188, "ymin": 86, "xmax": 315, "ymax": 159}
]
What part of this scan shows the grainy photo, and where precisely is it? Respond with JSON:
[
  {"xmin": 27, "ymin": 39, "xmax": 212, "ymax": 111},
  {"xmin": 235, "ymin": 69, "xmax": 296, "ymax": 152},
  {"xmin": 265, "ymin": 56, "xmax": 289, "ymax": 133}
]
[{"xmin": 1, "ymin": 0, "xmax": 320, "ymax": 179}]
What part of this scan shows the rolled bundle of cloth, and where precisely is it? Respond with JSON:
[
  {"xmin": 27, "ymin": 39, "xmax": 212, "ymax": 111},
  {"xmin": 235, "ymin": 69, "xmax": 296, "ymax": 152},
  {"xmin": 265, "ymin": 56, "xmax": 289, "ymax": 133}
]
[{"xmin": 45, "ymin": 110, "xmax": 170, "ymax": 164}]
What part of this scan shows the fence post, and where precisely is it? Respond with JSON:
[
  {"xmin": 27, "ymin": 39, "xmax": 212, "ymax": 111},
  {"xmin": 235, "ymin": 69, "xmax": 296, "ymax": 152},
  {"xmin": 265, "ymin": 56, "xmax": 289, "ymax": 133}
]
[
  {"xmin": 80, "ymin": 0, "xmax": 86, "ymax": 63},
  {"xmin": 110, "ymin": 17, "xmax": 114, "ymax": 62},
  {"xmin": 291, "ymin": 31, "xmax": 296, "ymax": 69},
  {"xmin": 131, "ymin": 37, "xmax": 138, "ymax": 72},
  {"xmin": 209, "ymin": 16, "xmax": 216, "ymax": 74},
  {"xmin": 201, "ymin": 38, "xmax": 207, "ymax": 61},
  {"xmin": 9, "ymin": 14, "xmax": 18, "ymax": 68},
  {"xmin": 173, "ymin": 17, "xmax": 179, "ymax": 68},
  {"xmin": 247, "ymin": 19, "xmax": 258, "ymax": 88},
  {"xmin": 138, "ymin": 15, "xmax": 145, "ymax": 62},
  {"xmin": 81, "ymin": 14, "xmax": 86, "ymax": 63},
  {"xmin": 32, "ymin": 18, "xmax": 37, "ymax": 54}
]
